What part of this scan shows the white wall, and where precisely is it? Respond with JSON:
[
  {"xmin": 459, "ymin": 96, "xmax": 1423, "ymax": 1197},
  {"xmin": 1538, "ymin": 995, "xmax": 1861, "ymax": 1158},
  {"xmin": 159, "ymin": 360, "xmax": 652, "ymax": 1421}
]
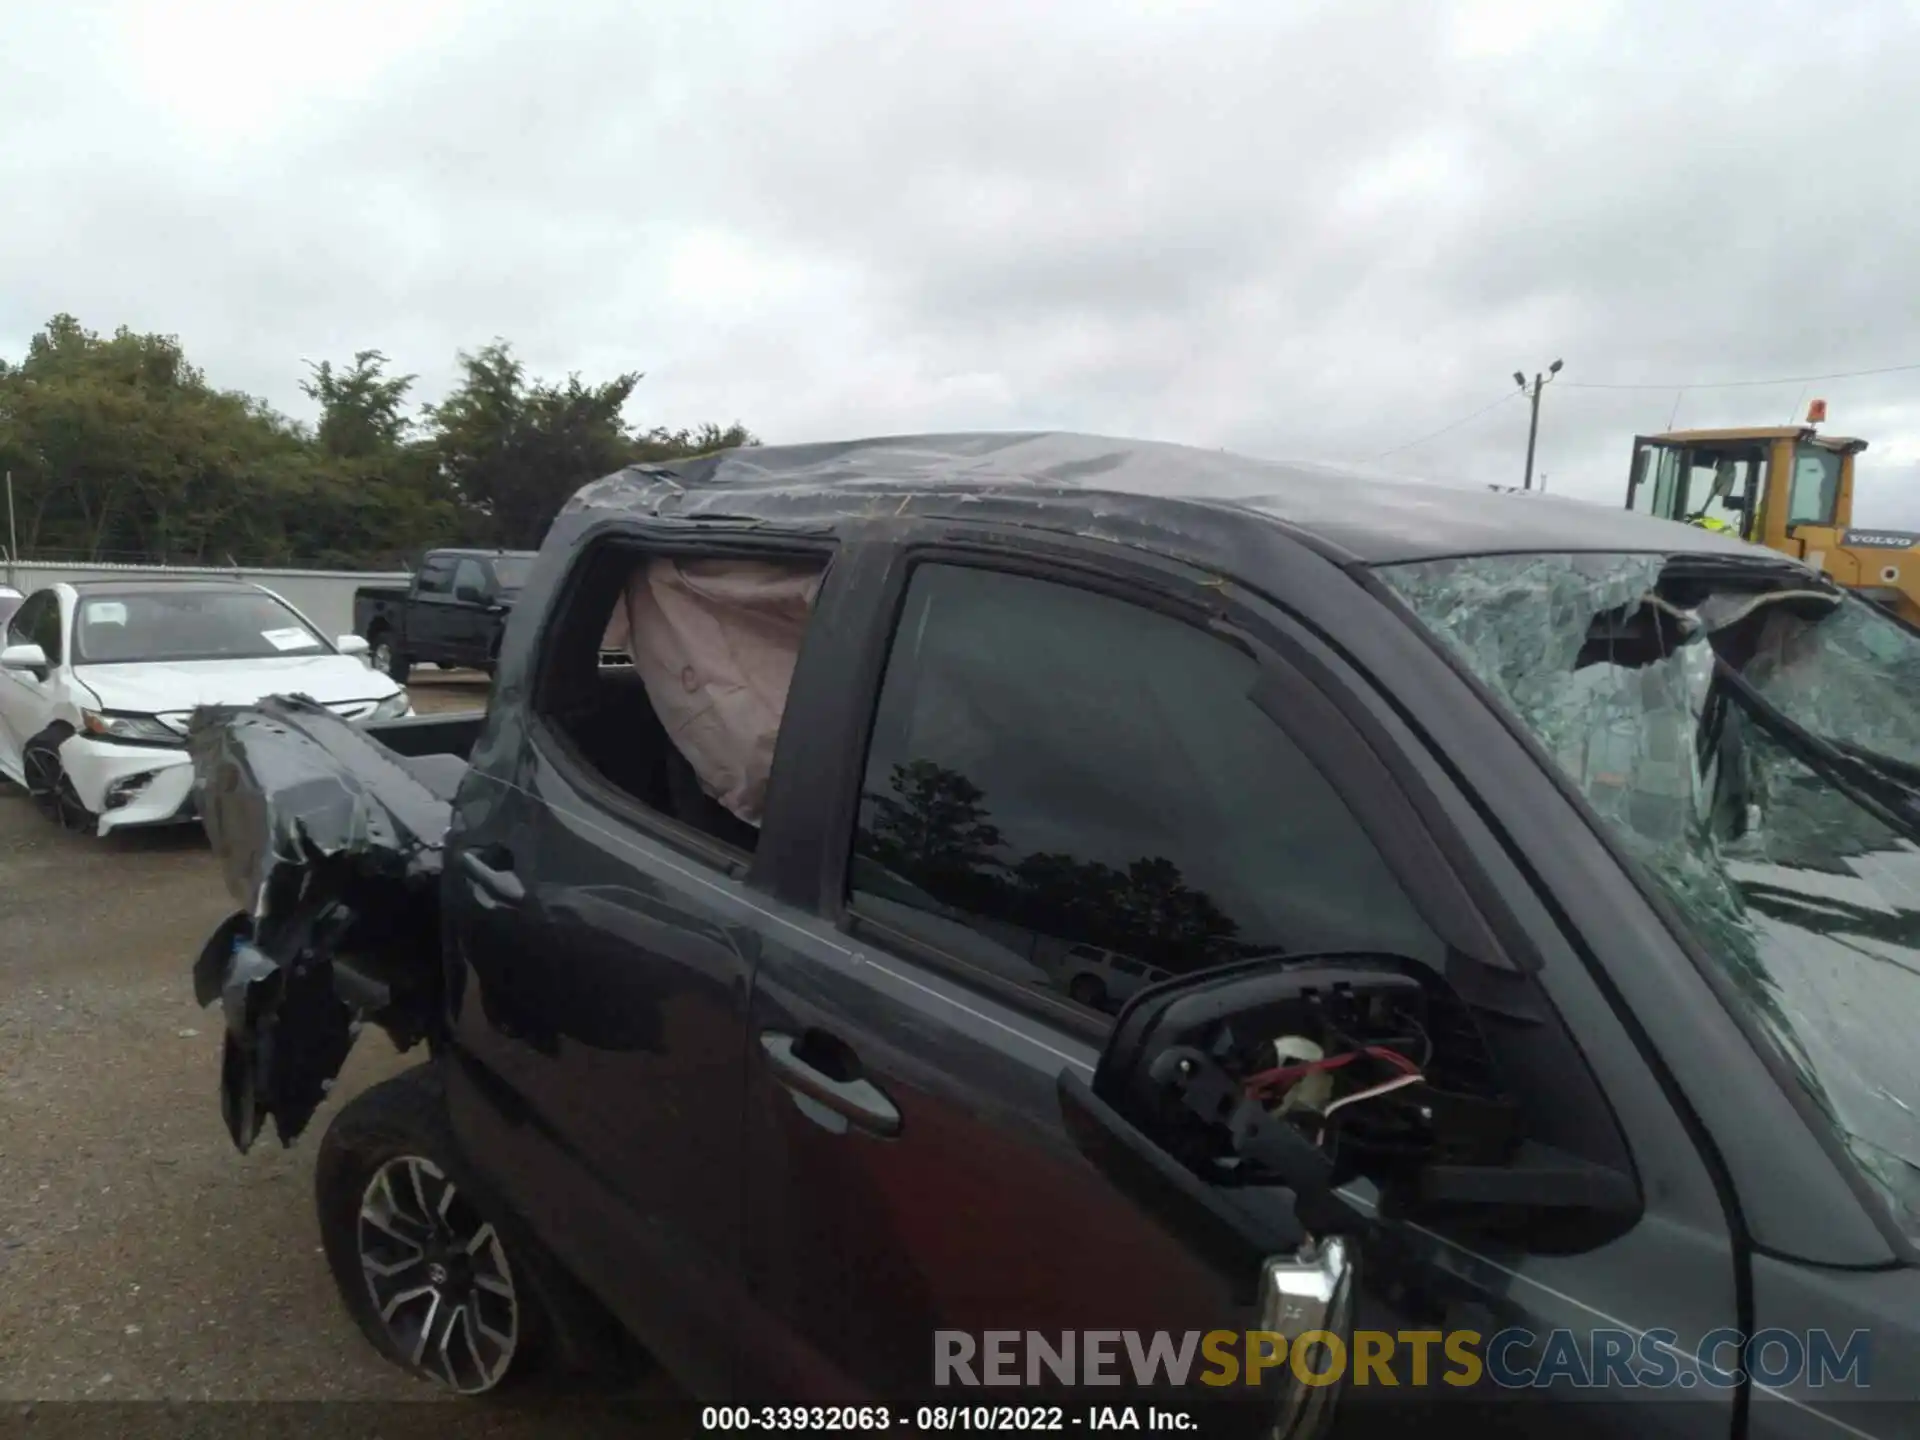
[{"xmin": 0, "ymin": 560, "xmax": 409, "ymax": 640}]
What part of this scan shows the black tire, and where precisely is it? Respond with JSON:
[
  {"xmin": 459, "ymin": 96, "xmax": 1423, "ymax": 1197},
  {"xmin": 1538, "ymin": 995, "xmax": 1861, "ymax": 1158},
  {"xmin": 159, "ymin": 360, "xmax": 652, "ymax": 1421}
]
[
  {"xmin": 22, "ymin": 724, "xmax": 94, "ymax": 833},
  {"xmin": 368, "ymin": 631, "xmax": 411, "ymax": 685},
  {"xmin": 315, "ymin": 1067, "xmax": 549, "ymax": 1394}
]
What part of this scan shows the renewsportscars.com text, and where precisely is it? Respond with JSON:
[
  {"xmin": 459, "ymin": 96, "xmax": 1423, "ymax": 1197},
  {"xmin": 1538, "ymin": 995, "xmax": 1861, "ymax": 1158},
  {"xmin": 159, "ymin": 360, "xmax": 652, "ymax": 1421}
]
[{"xmin": 933, "ymin": 1328, "xmax": 1872, "ymax": 1391}]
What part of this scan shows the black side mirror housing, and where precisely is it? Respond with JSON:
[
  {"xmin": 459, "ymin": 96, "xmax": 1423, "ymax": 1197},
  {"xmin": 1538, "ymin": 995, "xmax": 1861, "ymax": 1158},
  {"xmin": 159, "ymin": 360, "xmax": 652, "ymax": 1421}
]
[{"xmin": 1062, "ymin": 950, "xmax": 1639, "ymax": 1249}]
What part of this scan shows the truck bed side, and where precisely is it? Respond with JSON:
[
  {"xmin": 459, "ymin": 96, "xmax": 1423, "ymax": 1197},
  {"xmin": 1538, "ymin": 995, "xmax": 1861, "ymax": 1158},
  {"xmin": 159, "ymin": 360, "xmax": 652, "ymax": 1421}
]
[{"xmin": 187, "ymin": 695, "xmax": 480, "ymax": 1152}]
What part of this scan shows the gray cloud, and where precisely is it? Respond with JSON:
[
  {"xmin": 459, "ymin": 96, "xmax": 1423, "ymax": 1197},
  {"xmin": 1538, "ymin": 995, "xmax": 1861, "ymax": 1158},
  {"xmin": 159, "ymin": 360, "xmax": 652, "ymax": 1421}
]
[{"xmin": 6, "ymin": 0, "xmax": 1919, "ymax": 523}]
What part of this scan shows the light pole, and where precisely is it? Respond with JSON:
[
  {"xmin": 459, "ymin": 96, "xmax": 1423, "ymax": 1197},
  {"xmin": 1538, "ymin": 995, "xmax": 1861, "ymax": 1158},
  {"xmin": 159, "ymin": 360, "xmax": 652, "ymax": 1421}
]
[{"xmin": 1513, "ymin": 359, "xmax": 1563, "ymax": 491}]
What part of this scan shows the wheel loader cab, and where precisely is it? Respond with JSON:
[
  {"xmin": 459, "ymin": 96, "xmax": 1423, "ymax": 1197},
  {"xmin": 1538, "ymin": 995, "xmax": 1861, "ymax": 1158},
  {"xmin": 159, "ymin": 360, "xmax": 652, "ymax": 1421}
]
[
  {"xmin": 1627, "ymin": 429, "xmax": 1778, "ymax": 540},
  {"xmin": 1623, "ymin": 426, "xmax": 1909, "ymax": 612}
]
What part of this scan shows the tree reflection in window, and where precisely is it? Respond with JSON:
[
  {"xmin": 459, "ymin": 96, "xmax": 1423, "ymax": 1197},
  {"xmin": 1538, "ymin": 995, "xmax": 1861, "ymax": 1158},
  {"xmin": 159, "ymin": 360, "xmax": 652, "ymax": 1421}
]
[
  {"xmin": 847, "ymin": 561, "xmax": 1444, "ymax": 1015},
  {"xmin": 856, "ymin": 758, "xmax": 1241, "ymax": 994}
]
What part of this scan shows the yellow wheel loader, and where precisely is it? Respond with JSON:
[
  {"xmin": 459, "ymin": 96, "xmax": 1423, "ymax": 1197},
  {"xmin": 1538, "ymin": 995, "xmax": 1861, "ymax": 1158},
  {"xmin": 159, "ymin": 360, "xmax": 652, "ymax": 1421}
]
[{"xmin": 1624, "ymin": 406, "xmax": 1919, "ymax": 622}]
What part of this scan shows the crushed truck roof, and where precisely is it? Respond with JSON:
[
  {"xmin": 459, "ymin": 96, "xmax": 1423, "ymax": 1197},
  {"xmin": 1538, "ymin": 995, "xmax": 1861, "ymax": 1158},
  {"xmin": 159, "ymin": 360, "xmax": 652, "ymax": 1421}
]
[{"xmin": 563, "ymin": 430, "xmax": 1763, "ymax": 567}]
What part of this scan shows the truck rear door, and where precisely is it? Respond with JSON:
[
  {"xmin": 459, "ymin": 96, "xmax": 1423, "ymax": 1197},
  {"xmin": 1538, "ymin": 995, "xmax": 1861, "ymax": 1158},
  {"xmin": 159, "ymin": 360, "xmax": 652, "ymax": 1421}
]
[{"xmin": 438, "ymin": 527, "xmax": 842, "ymax": 1403}]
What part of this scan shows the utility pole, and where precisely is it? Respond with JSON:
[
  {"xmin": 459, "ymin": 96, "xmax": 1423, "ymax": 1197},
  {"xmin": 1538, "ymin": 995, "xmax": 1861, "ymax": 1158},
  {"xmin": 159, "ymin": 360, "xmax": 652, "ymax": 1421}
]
[
  {"xmin": 4, "ymin": 470, "xmax": 16, "ymax": 588},
  {"xmin": 1513, "ymin": 359, "xmax": 1564, "ymax": 490}
]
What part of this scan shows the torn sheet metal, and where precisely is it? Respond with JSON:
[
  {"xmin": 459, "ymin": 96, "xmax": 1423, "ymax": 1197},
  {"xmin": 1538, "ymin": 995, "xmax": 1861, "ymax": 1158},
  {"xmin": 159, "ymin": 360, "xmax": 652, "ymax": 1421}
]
[
  {"xmin": 188, "ymin": 695, "xmax": 456, "ymax": 1152},
  {"xmin": 1740, "ymin": 592, "xmax": 1920, "ymax": 770},
  {"xmin": 1380, "ymin": 553, "xmax": 1920, "ymax": 1242},
  {"xmin": 554, "ymin": 431, "xmax": 1763, "ymax": 569}
]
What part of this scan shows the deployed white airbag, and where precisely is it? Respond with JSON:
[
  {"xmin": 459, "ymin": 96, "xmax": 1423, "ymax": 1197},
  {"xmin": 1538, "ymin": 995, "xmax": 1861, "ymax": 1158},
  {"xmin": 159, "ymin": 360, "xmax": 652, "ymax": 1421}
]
[{"xmin": 605, "ymin": 556, "xmax": 823, "ymax": 825}]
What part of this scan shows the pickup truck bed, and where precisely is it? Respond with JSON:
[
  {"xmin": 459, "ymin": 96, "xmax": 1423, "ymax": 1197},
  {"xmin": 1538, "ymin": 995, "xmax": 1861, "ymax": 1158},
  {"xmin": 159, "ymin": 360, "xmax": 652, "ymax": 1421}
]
[{"xmin": 188, "ymin": 695, "xmax": 481, "ymax": 1151}]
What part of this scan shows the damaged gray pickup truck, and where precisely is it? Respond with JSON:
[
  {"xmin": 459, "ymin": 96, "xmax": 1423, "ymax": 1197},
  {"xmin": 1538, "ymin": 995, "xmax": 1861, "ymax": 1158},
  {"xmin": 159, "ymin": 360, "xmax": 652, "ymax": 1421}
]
[{"xmin": 189, "ymin": 432, "xmax": 1920, "ymax": 1437}]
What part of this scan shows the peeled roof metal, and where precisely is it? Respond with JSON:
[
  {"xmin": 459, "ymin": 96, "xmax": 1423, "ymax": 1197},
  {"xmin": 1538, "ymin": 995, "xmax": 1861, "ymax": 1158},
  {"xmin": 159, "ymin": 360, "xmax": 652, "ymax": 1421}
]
[{"xmin": 564, "ymin": 430, "xmax": 1762, "ymax": 567}]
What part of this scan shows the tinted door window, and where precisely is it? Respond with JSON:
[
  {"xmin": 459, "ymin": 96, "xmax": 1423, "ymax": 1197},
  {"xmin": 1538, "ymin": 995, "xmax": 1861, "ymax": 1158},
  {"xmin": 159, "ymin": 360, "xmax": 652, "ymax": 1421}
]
[
  {"xmin": 416, "ymin": 558, "xmax": 455, "ymax": 596},
  {"xmin": 451, "ymin": 558, "xmax": 488, "ymax": 599},
  {"xmin": 849, "ymin": 563, "xmax": 1443, "ymax": 1015}
]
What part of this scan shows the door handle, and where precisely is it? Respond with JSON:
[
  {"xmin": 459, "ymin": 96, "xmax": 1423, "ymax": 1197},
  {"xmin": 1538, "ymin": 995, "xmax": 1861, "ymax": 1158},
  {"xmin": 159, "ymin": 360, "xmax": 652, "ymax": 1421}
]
[
  {"xmin": 759, "ymin": 1032, "xmax": 900, "ymax": 1138},
  {"xmin": 460, "ymin": 848, "xmax": 525, "ymax": 904}
]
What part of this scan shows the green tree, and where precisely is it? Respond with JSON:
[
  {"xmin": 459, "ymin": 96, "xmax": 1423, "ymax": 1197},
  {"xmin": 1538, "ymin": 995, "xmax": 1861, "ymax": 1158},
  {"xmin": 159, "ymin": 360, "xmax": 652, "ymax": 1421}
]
[
  {"xmin": 0, "ymin": 314, "xmax": 315, "ymax": 564},
  {"xmin": 1, "ymin": 317, "xmax": 758, "ymax": 568},
  {"xmin": 425, "ymin": 341, "xmax": 760, "ymax": 550},
  {"xmin": 423, "ymin": 342, "xmax": 635, "ymax": 549},
  {"xmin": 301, "ymin": 349, "xmax": 416, "ymax": 460},
  {"xmin": 294, "ymin": 348, "xmax": 466, "ymax": 567},
  {"xmin": 633, "ymin": 421, "xmax": 757, "ymax": 463}
]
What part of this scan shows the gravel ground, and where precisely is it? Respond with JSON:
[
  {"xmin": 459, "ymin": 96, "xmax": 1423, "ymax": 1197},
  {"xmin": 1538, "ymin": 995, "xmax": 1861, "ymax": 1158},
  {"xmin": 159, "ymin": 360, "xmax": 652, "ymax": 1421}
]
[{"xmin": 0, "ymin": 675, "xmax": 686, "ymax": 1435}]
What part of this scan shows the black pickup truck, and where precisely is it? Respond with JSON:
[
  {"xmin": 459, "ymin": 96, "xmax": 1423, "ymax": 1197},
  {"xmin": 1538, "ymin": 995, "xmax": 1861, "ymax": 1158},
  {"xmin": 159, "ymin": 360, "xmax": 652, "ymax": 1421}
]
[
  {"xmin": 189, "ymin": 432, "xmax": 1919, "ymax": 1436},
  {"xmin": 353, "ymin": 547, "xmax": 534, "ymax": 682}
]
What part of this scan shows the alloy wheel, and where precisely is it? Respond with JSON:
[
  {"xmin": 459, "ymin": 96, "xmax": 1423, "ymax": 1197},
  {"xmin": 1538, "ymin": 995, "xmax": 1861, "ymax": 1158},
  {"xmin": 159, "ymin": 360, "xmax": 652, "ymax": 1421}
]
[{"xmin": 356, "ymin": 1155, "xmax": 520, "ymax": 1393}]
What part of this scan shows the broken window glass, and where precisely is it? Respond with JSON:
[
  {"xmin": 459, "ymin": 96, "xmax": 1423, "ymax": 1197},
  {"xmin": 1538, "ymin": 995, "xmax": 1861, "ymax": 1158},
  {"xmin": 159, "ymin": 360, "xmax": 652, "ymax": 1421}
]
[
  {"xmin": 1739, "ymin": 591, "xmax": 1920, "ymax": 771},
  {"xmin": 1378, "ymin": 551, "xmax": 1920, "ymax": 1244}
]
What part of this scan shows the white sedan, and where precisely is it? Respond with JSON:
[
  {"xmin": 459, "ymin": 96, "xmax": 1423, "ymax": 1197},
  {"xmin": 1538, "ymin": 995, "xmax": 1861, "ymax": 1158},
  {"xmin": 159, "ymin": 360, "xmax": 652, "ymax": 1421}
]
[{"xmin": 0, "ymin": 579, "xmax": 411, "ymax": 835}]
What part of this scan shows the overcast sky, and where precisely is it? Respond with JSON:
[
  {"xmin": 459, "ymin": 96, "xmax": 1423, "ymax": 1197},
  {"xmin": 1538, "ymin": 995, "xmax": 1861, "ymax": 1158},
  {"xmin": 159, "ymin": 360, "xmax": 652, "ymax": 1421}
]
[{"xmin": 7, "ymin": 0, "xmax": 1920, "ymax": 523}]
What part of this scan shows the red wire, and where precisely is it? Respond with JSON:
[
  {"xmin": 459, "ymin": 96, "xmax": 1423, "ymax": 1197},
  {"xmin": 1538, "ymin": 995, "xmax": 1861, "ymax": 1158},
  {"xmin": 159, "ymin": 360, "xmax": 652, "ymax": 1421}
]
[{"xmin": 1242, "ymin": 1045, "xmax": 1419, "ymax": 1097}]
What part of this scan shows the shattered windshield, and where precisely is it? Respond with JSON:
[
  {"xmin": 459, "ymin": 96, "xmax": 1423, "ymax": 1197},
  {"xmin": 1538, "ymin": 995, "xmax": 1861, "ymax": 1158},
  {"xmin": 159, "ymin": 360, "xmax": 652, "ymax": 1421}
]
[{"xmin": 1377, "ymin": 551, "xmax": 1920, "ymax": 1244}]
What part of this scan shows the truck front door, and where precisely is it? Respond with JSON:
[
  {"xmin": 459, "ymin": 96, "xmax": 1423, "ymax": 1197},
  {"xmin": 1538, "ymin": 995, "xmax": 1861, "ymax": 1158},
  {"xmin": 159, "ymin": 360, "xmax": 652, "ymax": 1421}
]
[
  {"xmin": 739, "ymin": 539, "xmax": 1744, "ymax": 1434},
  {"xmin": 445, "ymin": 557, "xmax": 495, "ymax": 668},
  {"xmin": 403, "ymin": 554, "xmax": 458, "ymax": 663}
]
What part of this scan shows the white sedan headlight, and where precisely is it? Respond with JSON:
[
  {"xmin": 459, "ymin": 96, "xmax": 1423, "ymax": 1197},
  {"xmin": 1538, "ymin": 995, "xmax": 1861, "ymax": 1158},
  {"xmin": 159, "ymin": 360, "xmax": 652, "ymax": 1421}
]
[
  {"xmin": 371, "ymin": 692, "xmax": 413, "ymax": 721},
  {"xmin": 80, "ymin": 710, "xmax": 183, "ymax": 744}
]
